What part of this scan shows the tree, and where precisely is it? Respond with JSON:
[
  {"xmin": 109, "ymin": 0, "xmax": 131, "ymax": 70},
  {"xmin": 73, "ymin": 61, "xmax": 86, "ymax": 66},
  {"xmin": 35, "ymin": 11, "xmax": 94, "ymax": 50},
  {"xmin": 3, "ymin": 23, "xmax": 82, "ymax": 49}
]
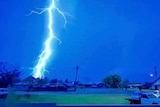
[
  {"xmin": 36, "ymin": 77, "xmax": 49, "ymax": 86},
  {"xmin": 103, "ymin": 74, "xmax": 121, "ymax": 88},
  {"xmin": 50, "ymin": 79, "xmax": 58, "ymax": 85},
  {"xmin": 120, "ymin": 79, "xmax": 130, "ymax": 90},
  {"xmin": 65, "ymin": 78, "xmax": 69, "ymax": 83},
  {"xmin": 0, "ymin": 62, "xmax": 21, "ymax": 88}
]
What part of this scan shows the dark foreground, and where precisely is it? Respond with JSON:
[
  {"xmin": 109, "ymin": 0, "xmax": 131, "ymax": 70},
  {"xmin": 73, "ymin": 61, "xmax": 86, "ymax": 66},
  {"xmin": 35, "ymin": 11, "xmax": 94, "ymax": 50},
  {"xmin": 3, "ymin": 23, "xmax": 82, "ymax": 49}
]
[{"xmin": 0, "ymin": 103, "xmax": 159, "ymax": 107}]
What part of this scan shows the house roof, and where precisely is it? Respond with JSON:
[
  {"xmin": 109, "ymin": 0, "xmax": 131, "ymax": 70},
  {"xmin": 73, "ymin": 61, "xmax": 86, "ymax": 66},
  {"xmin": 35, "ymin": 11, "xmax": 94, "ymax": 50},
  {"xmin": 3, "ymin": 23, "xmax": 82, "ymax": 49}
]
[
  {"xmin": 60, "ymin": 81, "xmax": 75, "ymax": 87},
  {"xmin": 152, "ymin": 77, "xmax": 160, "ymax": 85}
]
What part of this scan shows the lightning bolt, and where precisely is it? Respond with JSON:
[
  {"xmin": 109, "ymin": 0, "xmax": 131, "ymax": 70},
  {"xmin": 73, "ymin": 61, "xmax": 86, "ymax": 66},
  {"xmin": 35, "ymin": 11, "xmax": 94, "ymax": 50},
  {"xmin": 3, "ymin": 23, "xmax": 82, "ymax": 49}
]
[{"xmin": 28, "ymin": 0, "xmax": 67, "ymax": 78}]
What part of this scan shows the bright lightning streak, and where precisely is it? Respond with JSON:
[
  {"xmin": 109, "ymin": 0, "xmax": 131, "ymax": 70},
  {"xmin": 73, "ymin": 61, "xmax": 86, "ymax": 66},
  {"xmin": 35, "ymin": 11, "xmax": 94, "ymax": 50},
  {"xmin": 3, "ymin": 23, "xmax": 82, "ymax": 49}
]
[{"xmin": 29, "ymin": 0, "xmax": 67, "ymax": 78}]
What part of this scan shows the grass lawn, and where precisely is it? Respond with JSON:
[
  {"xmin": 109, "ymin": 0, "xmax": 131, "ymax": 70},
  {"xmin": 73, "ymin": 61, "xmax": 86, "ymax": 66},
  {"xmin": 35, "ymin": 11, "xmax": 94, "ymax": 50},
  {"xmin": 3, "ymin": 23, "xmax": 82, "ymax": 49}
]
[{"xmin": 5, "ymin": 94, "xmax": 130, "ymax": 105}]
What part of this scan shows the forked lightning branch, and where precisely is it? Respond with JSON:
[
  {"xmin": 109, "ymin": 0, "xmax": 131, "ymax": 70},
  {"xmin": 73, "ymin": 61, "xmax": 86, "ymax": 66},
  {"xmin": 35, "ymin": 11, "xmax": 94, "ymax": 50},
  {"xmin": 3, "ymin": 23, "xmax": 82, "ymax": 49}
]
[{"xmin": 28, "ymin": 0, "xmax": 67, "ymax": 79}]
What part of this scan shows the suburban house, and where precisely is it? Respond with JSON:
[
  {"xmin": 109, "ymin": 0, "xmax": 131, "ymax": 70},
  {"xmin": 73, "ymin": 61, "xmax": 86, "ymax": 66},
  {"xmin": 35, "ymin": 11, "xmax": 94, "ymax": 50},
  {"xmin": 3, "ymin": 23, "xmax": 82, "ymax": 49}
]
[
  {"xmin": 128, "ymin": 83, "xmax": 142, "ymax": 88},
  {"xmin": 13, "ymin": 82, "xmax": 29, "ymax": 91},
  {"xmin": 61, "ymin": 81, "xmax": 76, "ymax": 91},
  {"xmin": 150, "ymin": 77, "xmax": 160, "ymax": 90}
]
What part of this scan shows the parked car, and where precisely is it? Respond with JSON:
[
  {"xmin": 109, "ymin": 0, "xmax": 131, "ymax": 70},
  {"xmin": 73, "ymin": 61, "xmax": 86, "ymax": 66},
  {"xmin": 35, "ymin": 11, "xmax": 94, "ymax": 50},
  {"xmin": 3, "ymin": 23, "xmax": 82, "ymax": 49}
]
[
  {"xmin": 125, "ymin": 91, "xmax": 141, "ymax": 104},
  {"xmin": 152, "ymin": 90, "xmax": 160, "ymax": 98},
  {"xmin": 141, "ymin": 92, "xmax": 160, "ymax": 104},
  {"xmin": 0, "ymin": 88, "xmax": 8, "ymax": 99},
  {"xmin": 131, "ymin": 91, "xmax": 141, "ymax": 100},
  {"xmin": 126, "ymin": 91, "xmax": 160, "ymax": 104}
]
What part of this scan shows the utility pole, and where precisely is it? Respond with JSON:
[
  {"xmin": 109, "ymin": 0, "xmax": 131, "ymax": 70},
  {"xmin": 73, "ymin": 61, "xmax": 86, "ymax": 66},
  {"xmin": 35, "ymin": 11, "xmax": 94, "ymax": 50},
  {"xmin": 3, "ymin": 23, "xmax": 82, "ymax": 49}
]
[
  {"xmin": 154, "ymin": 66, "xmax": 158, "ymax": 77},
  {"xmin": 74, "ymin": 66, "xmax": 79, "ymax": 84}
]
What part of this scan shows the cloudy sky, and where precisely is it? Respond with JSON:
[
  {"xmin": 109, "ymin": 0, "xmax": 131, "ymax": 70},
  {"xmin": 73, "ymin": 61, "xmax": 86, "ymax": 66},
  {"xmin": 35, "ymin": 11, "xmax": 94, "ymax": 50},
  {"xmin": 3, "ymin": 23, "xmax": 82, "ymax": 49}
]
[{"xmin": 1, "ymin": 0, "xmax": 160, "ymax": 83}]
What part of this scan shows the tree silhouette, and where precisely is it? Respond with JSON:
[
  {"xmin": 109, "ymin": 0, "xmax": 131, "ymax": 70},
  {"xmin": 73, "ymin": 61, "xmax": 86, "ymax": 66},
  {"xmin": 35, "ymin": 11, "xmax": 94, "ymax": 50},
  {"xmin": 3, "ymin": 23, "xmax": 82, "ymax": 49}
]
[
  {"xmin": 0, "ymin": 62, "xmax": 21, "ymax": 88},
  {"xmin": 103, "ymin": 75, "xmax": 121, "ymax": 88}
]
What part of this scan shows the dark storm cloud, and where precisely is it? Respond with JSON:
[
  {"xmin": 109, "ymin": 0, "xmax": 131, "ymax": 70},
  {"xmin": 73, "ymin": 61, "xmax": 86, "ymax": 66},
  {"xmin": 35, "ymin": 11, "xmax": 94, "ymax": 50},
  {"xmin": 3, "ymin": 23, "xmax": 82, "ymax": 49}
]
[{"xmin": 0, "ymin": 0, "xmax": 160, "ymax": 82}]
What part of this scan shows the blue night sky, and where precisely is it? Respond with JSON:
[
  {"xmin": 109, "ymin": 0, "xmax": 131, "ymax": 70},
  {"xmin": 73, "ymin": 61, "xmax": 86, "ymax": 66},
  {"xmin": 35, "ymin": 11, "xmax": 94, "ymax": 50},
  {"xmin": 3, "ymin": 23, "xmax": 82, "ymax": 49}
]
[{"xmin": 1, "ymin": 0, "xmax": 160, "ymax": 83}]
